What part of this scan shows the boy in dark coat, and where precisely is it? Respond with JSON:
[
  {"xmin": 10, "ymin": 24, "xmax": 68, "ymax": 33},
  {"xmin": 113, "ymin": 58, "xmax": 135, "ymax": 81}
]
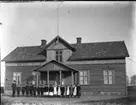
[
  {"xmin": 11, "ymin": 80, "xmax": 16, "ymax": 97},
  {"xmin": 25, "ymin": 82, "xmax": 29, "ymax": 97},
  {"xmin": 37, "ymin": 84, "xmax": 40, "ymax": 96},
  {"xmin": 61, "ymin": 85, "xmax": 65, "ymax": 98},
  {"xmin": 16, "ymin": 83, "xmax": 21, "ymax": 97},
  {"xmin": 33, "ymin": 84, "xmax": 36, "ymax": 97},
  {"xmin": 70, "ymin": 85, "xmax": 74, "ymax": 98},
  {"xmin": 77, "ymin": 84, "xmax": 81, "ymax": 98},
  {"xmin": 30, "ymin": 83, "xmax": 33, "ymax": 96},
  {"xmin": 41, "ymin": 81, "xmax": 45, "ymax": 96},
  {"xmin": 21, "ymin": 83, "xmax": 26, "ymax": 96},
  {"xmin": 39, "ymin": 81, "xmax": 42, "ymax": 96}
]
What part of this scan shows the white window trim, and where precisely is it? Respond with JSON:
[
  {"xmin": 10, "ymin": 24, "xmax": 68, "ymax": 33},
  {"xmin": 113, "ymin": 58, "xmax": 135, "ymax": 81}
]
[
  {"xmin": 79, "ymin": 70, "xmax": 90, "ymax": 85},
  {"xmin": 103, "ymin": 70, "xmax": 115, "ymax": 85},
  {"xmin": 13, "ymin": 72, "xmax": 22, "ymax": 84},
  {"xmin": 56, "ymin": 50, "xmax": 63, "ymax": 62}
]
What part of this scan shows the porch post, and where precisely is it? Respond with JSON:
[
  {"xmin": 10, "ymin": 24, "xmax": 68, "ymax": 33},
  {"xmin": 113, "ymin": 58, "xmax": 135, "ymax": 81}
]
[
  {"xmin": 38, "ymin": 72, "xmax": 41, "ymax": 85},
  {"xmin": 47, "ymin": 71, "xmax": 49, "ymax": 87},
  {"xmin": 60, "ymin": 71, "xmax": 62, "ymax": 86},
  {"xmin": 71, "ymin": 71, "xmax": 74, "ymax": 85},
  {"xmin": 74, "ymin": 72, "xmax": 76, "ymax": 85},
  {"xmin": 32, "ymin": 71, "xmax": 36, "ymax": 84},
  {"xmin": 36, "ymin": 72, "xmax": 38, "ymax": 86},
  {"xmin": 78, "ymin": 72, "xmax": 79, "ymax": 84}
]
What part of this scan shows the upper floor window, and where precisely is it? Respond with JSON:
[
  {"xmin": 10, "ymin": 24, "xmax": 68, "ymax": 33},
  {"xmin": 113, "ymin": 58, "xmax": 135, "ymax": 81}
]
[
  {"xmin": 103, "ymin": 70, "xmax": 115, "ymax": 84},
  {"xmin": 79, "ymin": 71, "xmax": 90, "ymax": 85},
  {"xmin": 13, "ymin": 72, "xmax": 21, "ymax": 84},
  {"xmin": 56, "ymin": 50, "xmax": 63, "ymax": 62}
]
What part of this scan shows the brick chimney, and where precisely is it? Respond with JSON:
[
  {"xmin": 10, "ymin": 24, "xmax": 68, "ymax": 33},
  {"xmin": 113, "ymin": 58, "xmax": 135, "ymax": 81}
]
[
  {"xmin": 76, "ymin": 37, "xmax": 82, "ymax": 44},
  {"xmin": 41, "ymin": 39, "xmax": 47, "ymax": 47}
]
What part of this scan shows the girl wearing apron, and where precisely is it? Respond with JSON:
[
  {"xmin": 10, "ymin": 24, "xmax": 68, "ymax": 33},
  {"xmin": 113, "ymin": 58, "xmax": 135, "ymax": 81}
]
[
  {"xmin": 66, "ymin": 85, "xmax": 70, "ymax": 98},
  {"xmin": 44, "ymin": 84, "xmax": 48, "ymax": 96},
  {"xmin": 49, "ymin": 84, "xmax": 53, "ymax": 96},
  {"xmin": 53, "ymin": 84, "xmax": 57, "ymax": 96},
  {"xmin": 73, "ymin": 85, "xmax": 77, "ymax": 98},
  {"xmin": 57, "ymin": 85, "xmax": 61, "ymax": 96}
]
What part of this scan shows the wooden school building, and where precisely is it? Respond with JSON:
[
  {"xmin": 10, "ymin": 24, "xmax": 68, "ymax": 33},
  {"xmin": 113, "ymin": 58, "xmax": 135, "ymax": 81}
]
[{"xmin": 2, "ymin": 36, "xmax": 129, "ymax": 96}]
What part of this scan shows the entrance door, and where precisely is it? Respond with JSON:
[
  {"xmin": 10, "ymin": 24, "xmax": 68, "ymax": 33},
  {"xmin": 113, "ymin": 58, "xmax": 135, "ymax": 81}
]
[
  {"xmin": 40, "ymin": 72, "xmax": 47, "ymax": 84},
  {"xmin": 62, "ymin": 71, "xmax": 72, "ymax": 85},
  {"xmin": 40, "ymin": 71, "xmax": 59, "ymax": 86},
  {"xmin": 49, "ymin": 71, "xmax": 59, "ymax": 85}
]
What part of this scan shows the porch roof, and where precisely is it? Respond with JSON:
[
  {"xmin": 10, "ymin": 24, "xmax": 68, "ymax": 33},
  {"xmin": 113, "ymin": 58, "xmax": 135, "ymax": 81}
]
[{"xmin": 33, "ymin": 60, "xmax": 78, "ymax": 72}]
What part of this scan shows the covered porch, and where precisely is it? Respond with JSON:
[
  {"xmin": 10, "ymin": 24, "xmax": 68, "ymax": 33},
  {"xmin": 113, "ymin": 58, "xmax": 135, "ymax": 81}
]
[{"xmin": 33, "ymin": 60, "xmax": 79, "ymax": 87}]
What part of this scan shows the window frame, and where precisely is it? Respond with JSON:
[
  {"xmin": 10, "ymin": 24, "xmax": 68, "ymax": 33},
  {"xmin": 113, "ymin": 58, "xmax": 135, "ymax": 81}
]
[
  {"xmin": 55, "ymin": 50, "xmax": 63, "ymax": 63},
  {"xmin": 79, "ymin": 70, "xmax": 90, "ymax": 85},
  {"xmin": 103, "ymin": 69, "xmax": 115, "ymax": 85},
  {"xmin": 13, "ymin": 72, "xmax": 22, "ymax": 84}
]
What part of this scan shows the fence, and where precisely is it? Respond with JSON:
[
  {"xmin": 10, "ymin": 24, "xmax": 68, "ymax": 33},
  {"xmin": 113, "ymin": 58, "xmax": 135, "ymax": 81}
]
[{"xmin": 127, "ymin": 86, "xmax": 136, "ymax": 96}]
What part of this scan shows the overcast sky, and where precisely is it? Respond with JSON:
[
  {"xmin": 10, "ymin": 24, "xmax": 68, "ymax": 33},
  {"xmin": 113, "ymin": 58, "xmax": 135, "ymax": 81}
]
[{"xmin": 0, "ymin": 2, "xmax": 136, "ymax": 85}]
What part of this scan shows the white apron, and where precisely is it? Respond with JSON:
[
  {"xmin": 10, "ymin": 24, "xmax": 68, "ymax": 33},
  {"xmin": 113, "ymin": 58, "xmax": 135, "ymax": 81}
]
[
  {"xmin": 54, "ymin": 87, "xmax": 57, "ymax": 95},
  {"xmin": 49, "ymin": 92, "xmax": 53, "ymax": 96},
  {"xmin": 44, "ymin": 86, "xmax": 49, "ymax": 95},
  {"xmin": 36, "ymin": 91, "xmax": 38, "ymax": 96},
  {"xmin": 24, "ymin": 103, "xmax": 29, "ymax": 105},
  {"xmin": 31, "ymin": 102, "xmax": 37, "ymax": 105},
  {"xmin": 44, "ymin": 92, "xmax": 48, "ymax": 95},
  {"xmin": 73, "ymin": 87, "xmax": 77, "ymax": 96},
  {"xmin": 67, "ymin": 87, "xmax": 70, "ymax": 95},
  {"xmin": 58, "ymin": 87, "xmax": 61, "ymax": 96},
  {"xmin": 12, "ymin": 102, "xmax": 23, "ymax": 105},
  {"xmin": 18, "ymin": 102, "xmax": 23, "ymax": 105}
]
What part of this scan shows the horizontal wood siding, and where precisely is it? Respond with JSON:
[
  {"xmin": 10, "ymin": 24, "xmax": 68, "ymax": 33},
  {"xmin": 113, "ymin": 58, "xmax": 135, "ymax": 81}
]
[
  {"xmin": 5, "ymin": 61, "xmax": 126, "ymax": 94},
  {"xmin": 68, "ymin": 63, "xmax": 126, "ymax": 93},
  {"xmin": 5, "ymin": 66, "xmax": 38, "ymax": 90}
]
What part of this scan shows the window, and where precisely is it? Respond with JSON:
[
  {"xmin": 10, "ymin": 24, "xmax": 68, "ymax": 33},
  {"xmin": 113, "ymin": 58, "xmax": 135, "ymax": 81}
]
[
  {"xmin": 103, "ymin": 70, "xmax": 114, "ymax": 84},
  {"xmin": 79, "ymin": 71, "xmax": 90, "ymax": 85},
  {"xmin": 13, "ymin": 72, "xmax": 21, "ymax": 84},
  {"xmin": 56, "ymin": 50, "xmax": 63, "ymax": 62}
]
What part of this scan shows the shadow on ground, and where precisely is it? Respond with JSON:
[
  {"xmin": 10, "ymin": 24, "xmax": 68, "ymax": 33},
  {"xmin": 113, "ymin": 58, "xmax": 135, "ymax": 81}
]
[
  {"xmin": 74, "ymin": 96, "xmax": 136, "ymax": 105},
  {"xmin": 1, "ymin": 95, "xmax": 136, "ymax": 105}
]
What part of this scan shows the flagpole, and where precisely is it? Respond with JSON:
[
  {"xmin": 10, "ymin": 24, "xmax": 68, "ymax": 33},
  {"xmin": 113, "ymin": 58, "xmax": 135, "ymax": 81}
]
[{"xmin": 57, "ymin": 2, "xmax": 59, "ymax": 36}]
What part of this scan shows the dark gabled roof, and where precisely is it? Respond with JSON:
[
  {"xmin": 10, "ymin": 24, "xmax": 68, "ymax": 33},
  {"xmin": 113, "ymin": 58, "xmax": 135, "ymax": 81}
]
[
  {"xmin": 34, "ymin": 60, "xmax": 78, "ymax": 72},
  {"xmin": 68, "ymin": 41, "xmax": 129, "ymax": 61},
  {"xmin": 2, "ymin": 40, "xmax": 129, "ymax": 62},
  {"xmin": 2, "ymin": 46, "xmax": 46, "ymax": 62},
  {"xmin": 44, "ymin": 36, "xmax": 76, "ymax": 51}
]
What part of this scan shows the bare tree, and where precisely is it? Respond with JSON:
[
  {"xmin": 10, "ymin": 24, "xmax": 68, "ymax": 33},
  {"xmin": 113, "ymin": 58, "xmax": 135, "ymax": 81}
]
[
  {"xmin": 126, "ymin": 76, "xmax": 130, "ymax": 86},
  {"xmin": 130, "ymin": 75, "xmax": 136, "ymax": 86}
]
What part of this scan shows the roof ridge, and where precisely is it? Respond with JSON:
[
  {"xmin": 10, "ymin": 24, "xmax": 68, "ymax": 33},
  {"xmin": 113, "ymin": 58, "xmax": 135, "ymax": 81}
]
[
  {"xmin": 17, "ymin": 45, "xmax": 40, "ymax": 48},
  {"xmin": 70, "ymin": 40, "xmax": 124, "ymax": 45},
  {"xmin": 12, "ymin": 40, "xmax": 125, "ymax": 48}
]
